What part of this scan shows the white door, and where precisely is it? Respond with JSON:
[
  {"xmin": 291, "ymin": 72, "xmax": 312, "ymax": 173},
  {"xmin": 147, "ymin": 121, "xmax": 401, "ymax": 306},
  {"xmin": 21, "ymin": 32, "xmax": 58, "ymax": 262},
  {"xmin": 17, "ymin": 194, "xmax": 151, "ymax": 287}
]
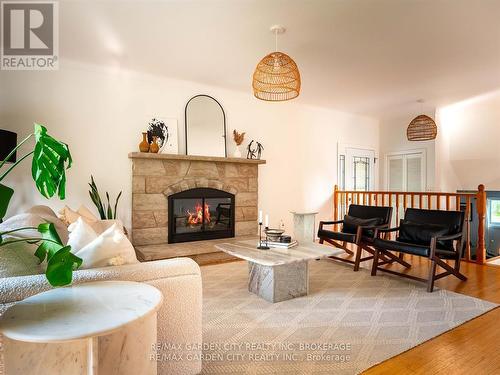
[
  {"xmin": 342, "ymin": 148, "xmax": 375, "ymax": 191},
  {"xmin": 386, "ymin": 151, "xmax": 425, "ymax": 191}
]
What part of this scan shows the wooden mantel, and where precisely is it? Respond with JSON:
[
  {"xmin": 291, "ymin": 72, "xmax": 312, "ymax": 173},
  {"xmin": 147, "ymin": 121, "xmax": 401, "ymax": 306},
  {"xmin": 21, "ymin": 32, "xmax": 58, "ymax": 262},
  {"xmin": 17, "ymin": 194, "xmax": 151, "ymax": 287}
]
[{"xmin": 128, "ymin": 152, "xmax": 266, "ymax": 165}]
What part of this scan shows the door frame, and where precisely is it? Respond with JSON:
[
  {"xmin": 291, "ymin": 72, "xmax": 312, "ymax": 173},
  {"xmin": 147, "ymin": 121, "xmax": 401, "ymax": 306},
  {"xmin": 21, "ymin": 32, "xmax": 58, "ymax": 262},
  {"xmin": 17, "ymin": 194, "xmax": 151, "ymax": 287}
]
[
  {"xmin": 337, "ymin": 142, "xmax": 378, "ymax": 191},
  {"xmin": 384, "ymin": 148, "xmax": 427, "ymax": 191}
]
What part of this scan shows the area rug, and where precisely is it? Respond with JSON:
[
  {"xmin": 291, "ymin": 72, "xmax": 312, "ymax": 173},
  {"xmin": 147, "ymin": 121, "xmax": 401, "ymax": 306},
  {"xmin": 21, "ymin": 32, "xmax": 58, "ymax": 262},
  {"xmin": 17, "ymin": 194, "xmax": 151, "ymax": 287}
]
[{"xmin": 201, "ymin": 259, "xmax": 497, "ymax": 374}]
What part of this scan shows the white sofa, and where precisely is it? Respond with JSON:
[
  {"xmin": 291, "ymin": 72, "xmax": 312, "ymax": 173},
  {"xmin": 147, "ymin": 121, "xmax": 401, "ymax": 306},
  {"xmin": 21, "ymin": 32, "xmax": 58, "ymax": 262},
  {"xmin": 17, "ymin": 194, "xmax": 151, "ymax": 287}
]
[{"xmin": 0, "ymin": 257, "xmax": 203, "ymax": 375}]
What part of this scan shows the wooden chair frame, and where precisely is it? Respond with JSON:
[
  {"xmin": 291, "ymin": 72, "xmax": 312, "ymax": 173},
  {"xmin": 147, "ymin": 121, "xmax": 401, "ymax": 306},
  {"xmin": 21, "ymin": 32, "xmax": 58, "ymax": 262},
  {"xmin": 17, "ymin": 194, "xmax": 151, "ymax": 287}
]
[
  {"xmin": 319, "ymin": 220, "xmax": 411, "ymax": 271},
  {"xmin": 371, "ymin": 227, "xmax": 467, "ymax": 292}
]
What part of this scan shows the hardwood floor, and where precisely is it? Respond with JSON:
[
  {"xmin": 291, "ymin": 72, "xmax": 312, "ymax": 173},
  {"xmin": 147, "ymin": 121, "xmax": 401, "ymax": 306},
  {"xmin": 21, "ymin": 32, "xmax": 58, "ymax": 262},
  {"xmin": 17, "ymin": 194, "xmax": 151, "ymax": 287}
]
[{"xmin": 352, "ymin": 253, "xmax": 500, "ymax": 374}]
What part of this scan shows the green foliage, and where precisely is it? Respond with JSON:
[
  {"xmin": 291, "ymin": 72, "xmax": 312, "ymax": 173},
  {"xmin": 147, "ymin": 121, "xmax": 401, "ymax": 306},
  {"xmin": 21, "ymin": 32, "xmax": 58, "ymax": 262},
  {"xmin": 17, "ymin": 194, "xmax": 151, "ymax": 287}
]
[
  {"xmin": 0, "ymin": 184, "xmax": 14, "ymax": 220},
  {"xmin": 31, "ymin": 123, "xmax": 72, "ymax": 199},
  {"xmin": 88, "ymin": 175, "xmax": 122, "ymax": 219},
  {"xmin": 0, "ymin": 223, "xmax": 82, "ymax": 287},
  {"xmin": 0, "ymin": 123, "xmax": 72, "ymax": 220},
  {"xmin": 0, "ymin": 123, "xmax": 77, "ymax": 286}
]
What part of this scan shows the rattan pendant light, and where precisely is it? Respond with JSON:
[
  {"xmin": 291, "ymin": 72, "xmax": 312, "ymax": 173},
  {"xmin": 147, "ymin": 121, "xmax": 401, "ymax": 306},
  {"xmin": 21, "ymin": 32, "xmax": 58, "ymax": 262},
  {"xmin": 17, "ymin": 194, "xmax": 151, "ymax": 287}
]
[
  {"xmin": 407, "ymin": 100, "xmax": 438, "ymax": 141},
  {"xmin": 252, "ymin": 25, "xmax": 301, "ymax": 101}
]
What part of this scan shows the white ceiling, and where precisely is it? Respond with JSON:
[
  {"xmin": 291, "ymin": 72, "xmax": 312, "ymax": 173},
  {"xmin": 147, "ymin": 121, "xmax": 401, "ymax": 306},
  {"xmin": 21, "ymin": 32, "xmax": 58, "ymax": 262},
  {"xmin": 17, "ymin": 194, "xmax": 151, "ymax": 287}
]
[{"xmin": 59, "ymin": 0, "xmax": 500, "ymax": 117}]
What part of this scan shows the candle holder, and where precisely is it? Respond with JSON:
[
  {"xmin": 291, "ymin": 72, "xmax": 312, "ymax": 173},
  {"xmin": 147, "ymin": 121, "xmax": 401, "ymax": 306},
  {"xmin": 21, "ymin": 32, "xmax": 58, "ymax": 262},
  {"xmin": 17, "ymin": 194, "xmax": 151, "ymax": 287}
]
[{"xmin": 257, "ymin": 222, "xmax": 270, "ymax": 250}]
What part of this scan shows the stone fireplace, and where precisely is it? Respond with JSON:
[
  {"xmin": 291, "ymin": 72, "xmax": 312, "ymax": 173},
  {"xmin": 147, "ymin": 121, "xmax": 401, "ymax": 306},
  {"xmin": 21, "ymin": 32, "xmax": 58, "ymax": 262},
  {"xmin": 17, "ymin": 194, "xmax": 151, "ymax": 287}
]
[{"xmin": 129, "ymin": 153, "xmax": 265, "ymax": 258}]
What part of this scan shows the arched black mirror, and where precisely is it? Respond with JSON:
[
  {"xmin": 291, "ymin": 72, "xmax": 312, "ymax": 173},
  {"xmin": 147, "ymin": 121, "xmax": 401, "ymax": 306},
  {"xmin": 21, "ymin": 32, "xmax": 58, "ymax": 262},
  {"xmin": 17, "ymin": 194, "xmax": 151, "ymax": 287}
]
[{"xmin": 185, "ymin": 95, "xmax": 227, "ymax": 157}]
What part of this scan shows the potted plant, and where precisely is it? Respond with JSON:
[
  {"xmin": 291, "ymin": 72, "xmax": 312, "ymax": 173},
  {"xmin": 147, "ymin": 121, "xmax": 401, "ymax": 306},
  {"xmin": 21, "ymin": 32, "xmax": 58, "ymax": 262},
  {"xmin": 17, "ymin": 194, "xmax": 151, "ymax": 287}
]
[{"xmin": 0, "ymin": 123, "xmax": 81, "ymax": 286}]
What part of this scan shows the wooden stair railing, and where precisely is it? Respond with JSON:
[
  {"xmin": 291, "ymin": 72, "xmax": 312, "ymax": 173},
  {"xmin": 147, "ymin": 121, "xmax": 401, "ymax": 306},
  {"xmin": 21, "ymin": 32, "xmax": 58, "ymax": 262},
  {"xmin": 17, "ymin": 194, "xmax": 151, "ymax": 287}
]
[{"xmin": 332, "ymin": 184, "xmax": 487, "ymax": 265}]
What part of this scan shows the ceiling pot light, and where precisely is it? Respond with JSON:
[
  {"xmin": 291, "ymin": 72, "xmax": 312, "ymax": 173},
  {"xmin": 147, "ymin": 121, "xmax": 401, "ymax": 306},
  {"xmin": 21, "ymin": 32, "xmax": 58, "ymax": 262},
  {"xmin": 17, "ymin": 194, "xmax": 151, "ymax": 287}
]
[{"xmin": 252, "ymin": 25, "xmax": 301, "ymax": 102}]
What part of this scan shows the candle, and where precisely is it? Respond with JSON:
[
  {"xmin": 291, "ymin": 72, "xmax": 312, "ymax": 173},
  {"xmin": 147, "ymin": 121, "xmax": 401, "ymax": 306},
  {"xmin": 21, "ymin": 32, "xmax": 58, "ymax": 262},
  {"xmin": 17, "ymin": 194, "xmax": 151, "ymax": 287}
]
[
  {"xmin": 258, "ymin": 210, "xmax": 263, "ymax": 224},
  {"xmin": 265, "ymin": 214, "xmax": 269, "ymax": 228}
]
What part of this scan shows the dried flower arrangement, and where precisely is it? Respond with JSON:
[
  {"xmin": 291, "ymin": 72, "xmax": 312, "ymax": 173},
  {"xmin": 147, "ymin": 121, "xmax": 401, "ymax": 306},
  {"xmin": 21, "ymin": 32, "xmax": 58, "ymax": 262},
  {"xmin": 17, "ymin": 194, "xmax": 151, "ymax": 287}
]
[{"xmin": 233, "ymin": 130, "xmax": 246, "ymax": 146}]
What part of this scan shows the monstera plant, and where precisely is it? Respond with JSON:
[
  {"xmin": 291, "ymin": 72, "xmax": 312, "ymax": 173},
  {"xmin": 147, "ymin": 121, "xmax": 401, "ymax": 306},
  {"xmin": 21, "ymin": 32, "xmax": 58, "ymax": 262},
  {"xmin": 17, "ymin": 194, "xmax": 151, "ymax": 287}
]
[{"xmin": 0, "ymin": 123, "xmax": 82, "ymax": 286}]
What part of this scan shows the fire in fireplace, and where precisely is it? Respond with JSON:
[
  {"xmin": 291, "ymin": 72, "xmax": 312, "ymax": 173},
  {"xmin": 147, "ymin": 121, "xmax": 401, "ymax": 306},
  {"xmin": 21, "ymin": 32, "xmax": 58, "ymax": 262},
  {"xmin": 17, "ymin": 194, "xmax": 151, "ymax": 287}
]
[
  {"xmin": 168, "ymin": 188, "xmax": 235, "ymax": 243},
  {"xmin": 187, "ymin": 202, "xmax": 211, "ymax": 225}
]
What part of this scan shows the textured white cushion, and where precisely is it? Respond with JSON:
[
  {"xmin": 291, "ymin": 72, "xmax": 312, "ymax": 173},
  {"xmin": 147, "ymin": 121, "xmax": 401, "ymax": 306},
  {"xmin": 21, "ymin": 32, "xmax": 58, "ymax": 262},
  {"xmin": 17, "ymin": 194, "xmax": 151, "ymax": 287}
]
[
  {"xmin": 0, "ymin": 213, "xmax": 69, "ymax": 245},
  {"xmin": 76, "ymin": 224, "xmax": 138, "ymax": 269},
  {"xmin": 0, "ymin": 242, "xmax": 43, "ymax": 278},
  {"xmin": 67, "ymin": 217, "xmax": 98, "ymax": 253}
]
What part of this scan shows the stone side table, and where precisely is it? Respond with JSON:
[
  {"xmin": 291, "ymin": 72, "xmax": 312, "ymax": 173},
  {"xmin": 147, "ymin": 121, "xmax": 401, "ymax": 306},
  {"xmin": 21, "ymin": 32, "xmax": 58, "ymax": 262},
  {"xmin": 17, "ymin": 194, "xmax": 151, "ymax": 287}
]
[
  {"xmin": 291, "ymin": 211, "xmax": 318, "ymax": 244},
  {"xmin": 0, "ymin": 281, "xmax": 163, "ymax": 375}
]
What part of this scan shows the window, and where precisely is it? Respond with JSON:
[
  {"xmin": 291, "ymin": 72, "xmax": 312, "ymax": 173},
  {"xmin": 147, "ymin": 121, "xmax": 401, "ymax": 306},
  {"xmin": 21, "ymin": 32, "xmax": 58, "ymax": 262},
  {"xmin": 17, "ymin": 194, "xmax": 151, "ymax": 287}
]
[
  {"xmin": 488, "ymin": 199, "xmax": 500, "ymax": 226},
  {"xmin": 353, "ymin": 156, "xmax": 370, "ymax": 191}
]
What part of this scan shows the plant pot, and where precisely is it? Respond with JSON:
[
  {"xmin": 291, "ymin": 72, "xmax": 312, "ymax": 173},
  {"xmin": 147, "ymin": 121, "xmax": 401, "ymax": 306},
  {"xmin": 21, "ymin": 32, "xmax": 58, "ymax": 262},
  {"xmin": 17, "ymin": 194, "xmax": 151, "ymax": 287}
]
[{"xmin": 139, "ymin": 132, "xmax": 149, "ymax": 152}]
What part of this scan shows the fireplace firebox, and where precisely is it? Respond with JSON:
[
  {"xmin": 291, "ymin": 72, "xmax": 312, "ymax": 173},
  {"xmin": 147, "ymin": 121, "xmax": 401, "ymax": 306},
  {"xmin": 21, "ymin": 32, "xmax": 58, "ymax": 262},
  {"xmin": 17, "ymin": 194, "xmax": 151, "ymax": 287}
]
[{"xmin": 168, "ymin": 188, "xmax": 235, "ymax": 243}]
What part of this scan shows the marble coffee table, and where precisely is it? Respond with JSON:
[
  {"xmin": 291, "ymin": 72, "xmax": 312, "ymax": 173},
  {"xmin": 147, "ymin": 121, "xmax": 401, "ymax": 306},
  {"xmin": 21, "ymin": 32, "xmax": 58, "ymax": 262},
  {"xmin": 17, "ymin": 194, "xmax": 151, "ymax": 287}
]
[{"xmin": 215, "ymin": 239, "xmax": 343, "ymax": 303}]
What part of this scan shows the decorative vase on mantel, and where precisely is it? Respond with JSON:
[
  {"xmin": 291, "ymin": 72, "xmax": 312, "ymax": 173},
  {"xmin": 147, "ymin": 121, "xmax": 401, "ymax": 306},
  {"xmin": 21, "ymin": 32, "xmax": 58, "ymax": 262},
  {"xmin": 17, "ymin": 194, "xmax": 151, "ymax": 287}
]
[
  {"xmin": 139, "ymin": 132, "xmax": 149, "ymax": 152},
  {"xmin": 232, "ymin": 130, "xmax": 245, "ymax": 158},
  {"xmin": 233, "ymin": 145, "xmax": 242, "ymax": 158},
  {"xmin": 149, "ymin": 136, "xmax": 160, "ymax": 153}
]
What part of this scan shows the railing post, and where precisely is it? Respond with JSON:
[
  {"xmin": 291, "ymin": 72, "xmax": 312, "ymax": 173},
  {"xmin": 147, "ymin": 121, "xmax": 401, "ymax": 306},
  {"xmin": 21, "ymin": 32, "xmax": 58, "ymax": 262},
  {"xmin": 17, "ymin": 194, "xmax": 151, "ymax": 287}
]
[
  {"xmin": 476, "ymin": 184, "xmax": 486, "ymax": 265},
  {"xmin": 333, "ymin": 185, "xmax": 340, "ymax": 231}
]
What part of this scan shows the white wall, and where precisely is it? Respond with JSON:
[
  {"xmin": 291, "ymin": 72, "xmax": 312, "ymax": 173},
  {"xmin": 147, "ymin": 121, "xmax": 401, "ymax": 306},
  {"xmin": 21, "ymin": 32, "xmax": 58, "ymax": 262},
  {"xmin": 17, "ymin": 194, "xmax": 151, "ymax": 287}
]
[
  {"xmin": 0, "ymin": 61, "xmax": 379, "ymax": 234},
  {"xmin": 378, "ymin": 112, "xmax": 436, "ymax": 191},
  {"xmin": 436, "ymin": 89, "xmax": 500, "ymax": 191}
]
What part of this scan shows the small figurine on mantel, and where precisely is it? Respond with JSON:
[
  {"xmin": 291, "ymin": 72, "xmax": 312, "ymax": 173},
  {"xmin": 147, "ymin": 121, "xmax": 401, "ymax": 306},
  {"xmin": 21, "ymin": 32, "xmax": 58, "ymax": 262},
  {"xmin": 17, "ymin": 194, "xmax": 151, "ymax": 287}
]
[{"xmin": 246, "ymin": 140, "xmax": 264, "ymax": 160}]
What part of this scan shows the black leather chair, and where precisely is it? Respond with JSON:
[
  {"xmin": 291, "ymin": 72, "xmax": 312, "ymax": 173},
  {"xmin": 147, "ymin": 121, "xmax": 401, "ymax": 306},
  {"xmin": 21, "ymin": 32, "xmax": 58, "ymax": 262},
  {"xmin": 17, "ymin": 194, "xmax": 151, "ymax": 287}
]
[
  {"xmin": 371, "ymin": 208, "xmax": 467, "ymax": 292},
  {"xmin": 318, "ymin": 205, "xmax": 407, "ymax": 271}
]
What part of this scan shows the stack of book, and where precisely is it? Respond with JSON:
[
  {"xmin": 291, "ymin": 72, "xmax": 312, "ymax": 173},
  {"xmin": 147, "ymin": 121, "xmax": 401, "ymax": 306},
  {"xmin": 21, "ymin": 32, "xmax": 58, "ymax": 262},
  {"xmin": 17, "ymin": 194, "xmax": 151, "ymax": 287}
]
[{"xmin": 259, "ymin": 240, "xmax": 298, "ymax": 249}]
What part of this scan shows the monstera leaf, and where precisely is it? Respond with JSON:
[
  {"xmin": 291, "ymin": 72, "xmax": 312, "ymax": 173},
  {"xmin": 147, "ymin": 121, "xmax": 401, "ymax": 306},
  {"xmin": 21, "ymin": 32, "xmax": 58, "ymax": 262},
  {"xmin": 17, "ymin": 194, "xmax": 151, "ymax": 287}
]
[
  {"xmin": 0, "ymin": 183, "xmax": 14, "ymax": 220},
  {"xmin": 32, "ymin": 123, "xmax": 72, "ymax": 199},
  {"xmin": 46, "ymin": 246, "xmax": 82, "ymax": 286},
  {"xmin": 36, "ymin": 223, "xmax": 82, "ymax": 286}
]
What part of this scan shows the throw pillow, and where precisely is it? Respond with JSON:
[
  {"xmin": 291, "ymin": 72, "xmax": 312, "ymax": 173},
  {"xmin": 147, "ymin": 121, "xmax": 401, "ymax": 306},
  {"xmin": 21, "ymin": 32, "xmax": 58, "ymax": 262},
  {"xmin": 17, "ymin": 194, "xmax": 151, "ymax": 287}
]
[
  {"xmin": 59, "ymin": 205, "xmax": 99, "ymax": 226},
  {"xmin": 75, "ymin": 223, "xmax": 138, "ymax": 269},
  {"xmin": 342, "ymin": 215, "xmax": 383, "ymax": 236},
  {"xmin": 26, "ymin": 205, "xmax": 58, "ymax": 219},
  {"xmin": 67, "ymin": 217, "xmax": 98, "ymax": 253},
  {"xmin": 59, "ymin": 205, "xmax": 81, "ymax": 225},
  {"xmin": 90, "ymin": 219, "xmax": 124, "ymax": 235},
  {"xmin": 76, "ymin": 205, "xmax": 99, "ymax": 223},
  {"xmin": 398, "ymin": 220, "xmax": 451, "ymax": 249},
  {"xmin": 0, "ymin": 213, "xmax": 69, "ymax": 245}
]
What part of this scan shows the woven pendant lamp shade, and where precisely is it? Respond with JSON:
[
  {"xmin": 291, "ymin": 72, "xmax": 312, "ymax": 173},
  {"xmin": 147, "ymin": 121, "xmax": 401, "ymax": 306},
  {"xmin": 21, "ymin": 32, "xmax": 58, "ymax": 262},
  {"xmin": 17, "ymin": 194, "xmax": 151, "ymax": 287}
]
[
  {"xmin": 252, "ymin": 51, "xmax": 301, "ymax": 101},
  {"xmin": 407, "ymin": 114, "xmax": 437, "ymax": 141}
]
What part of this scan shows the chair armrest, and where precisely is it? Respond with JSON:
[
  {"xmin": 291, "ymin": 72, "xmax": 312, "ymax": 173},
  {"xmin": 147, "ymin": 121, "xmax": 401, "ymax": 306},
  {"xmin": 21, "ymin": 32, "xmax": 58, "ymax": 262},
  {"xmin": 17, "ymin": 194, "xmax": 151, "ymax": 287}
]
[
  {"xmin": 319, "ymin": 220, "xmax": 344, "ymax": 230},
  {"xmin": 358, "ymin": 223, "xmax": 390, "ymax": 231},
  {"xmin": 357, "ymin": 223, "xmax": 389, "ymax": 238},
  {"xmin": 435, "ymin": 232, "xmax": 463, "ymax": 241},
  {"xmin": 378, "ymin": 226, "xmax": 400, "ymax": 233},
  {"xmin": 374, "ymin": 226, "xmax": 400, "ymax": 239}
]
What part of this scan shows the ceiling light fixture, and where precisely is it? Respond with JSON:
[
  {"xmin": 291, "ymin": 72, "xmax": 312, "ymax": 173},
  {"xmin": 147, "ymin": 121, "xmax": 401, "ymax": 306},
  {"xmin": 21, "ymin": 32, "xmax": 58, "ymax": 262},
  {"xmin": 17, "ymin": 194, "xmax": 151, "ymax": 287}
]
[
  {"xmin": 407, "ymin": 99, "xmax": 437, "ymax": 141},
  {"xmin": 252, "ymin": 25, "xmax": 301, "ymax": 102}
]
